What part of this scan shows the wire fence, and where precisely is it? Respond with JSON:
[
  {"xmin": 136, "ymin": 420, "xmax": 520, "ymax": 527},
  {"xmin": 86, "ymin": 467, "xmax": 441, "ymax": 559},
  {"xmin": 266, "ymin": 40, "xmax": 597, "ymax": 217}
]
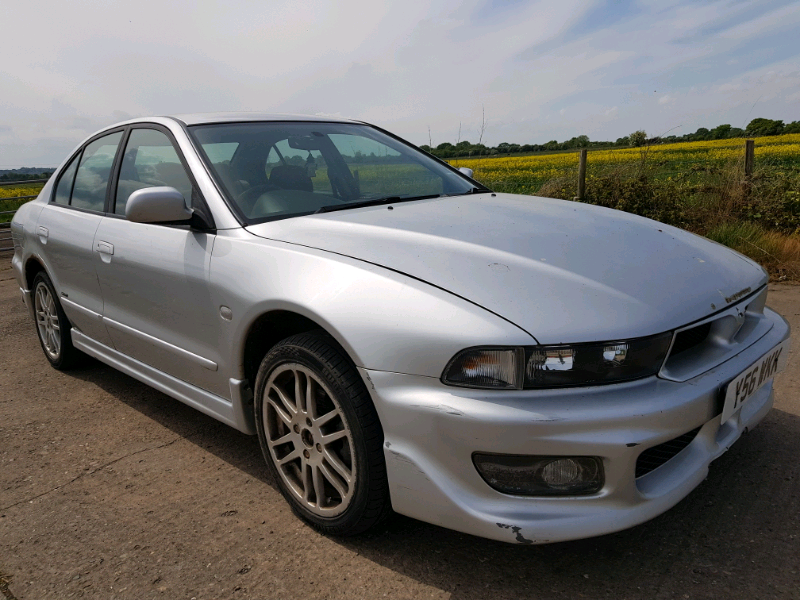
[
  {"xmin": 0, "ymin": 179, "xmax": 48, "ymax": 253},
  {"xmin": 0, "ymin": 221, "xmax": 14, "ymax": 253},
  {"xmin": 452, "ymin": 136, "xmax": 800, "ymax": 199},
  {"xmin": 2, "ymin": 137, "xmax": 799, "ymax": 253}
]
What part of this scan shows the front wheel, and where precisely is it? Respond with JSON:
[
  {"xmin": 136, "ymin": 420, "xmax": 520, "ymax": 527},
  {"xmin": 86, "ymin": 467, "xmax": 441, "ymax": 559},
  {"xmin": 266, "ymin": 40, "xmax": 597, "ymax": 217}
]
[{"xmin": 254, "ymin": 332, "xmax": 390, "ymax": 535}]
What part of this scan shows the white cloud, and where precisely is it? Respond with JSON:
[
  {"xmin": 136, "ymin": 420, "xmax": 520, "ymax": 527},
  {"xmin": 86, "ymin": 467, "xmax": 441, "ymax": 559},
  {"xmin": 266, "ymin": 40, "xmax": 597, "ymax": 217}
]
[
  {"xmin": 0, "ymin": 0, "xmax": 798, "ymax": 166},
  {"xmin": 716, "ymin": 3, "xmax": 800, "ymax": 41},
  {"xmin": 713, "ymin": 63, "xmax": 800, "ymax": 104}
]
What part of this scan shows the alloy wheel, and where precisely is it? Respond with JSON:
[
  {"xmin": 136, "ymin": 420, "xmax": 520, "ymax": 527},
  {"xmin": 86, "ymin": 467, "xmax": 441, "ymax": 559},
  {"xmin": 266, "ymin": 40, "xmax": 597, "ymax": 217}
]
[
  {"xmin": 263, "ymin": 363, "xmax": 356, "ymax": 517},
  {"xmin": 34, "ymin": 282, "xmax": 61, "ymax": 360}
]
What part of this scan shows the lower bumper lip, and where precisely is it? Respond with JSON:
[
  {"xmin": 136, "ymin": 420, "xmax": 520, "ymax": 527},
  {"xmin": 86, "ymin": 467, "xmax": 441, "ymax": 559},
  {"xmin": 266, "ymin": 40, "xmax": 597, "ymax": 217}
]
[{"xmin": 361, "ymin": 308, "xmax": 790, "ymax": 544}]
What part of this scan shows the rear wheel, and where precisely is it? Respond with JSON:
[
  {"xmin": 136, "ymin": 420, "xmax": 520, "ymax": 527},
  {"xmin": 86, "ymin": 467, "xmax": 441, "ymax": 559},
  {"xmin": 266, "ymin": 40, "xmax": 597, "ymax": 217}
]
[
  {"xmin": 32, "ymin": 272, "xmax": 81, "ymax": 370},
  {"xmin": 254, "ymin": 332, "xmax": 390, "ymax": 535}
]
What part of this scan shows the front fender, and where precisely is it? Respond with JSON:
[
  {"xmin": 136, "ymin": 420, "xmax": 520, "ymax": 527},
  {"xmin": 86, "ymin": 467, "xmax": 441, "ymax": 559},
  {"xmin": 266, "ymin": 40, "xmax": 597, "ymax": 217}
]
[{"xmin": 209, "ymin": 230, "xmax": 535, "ymax": 381}]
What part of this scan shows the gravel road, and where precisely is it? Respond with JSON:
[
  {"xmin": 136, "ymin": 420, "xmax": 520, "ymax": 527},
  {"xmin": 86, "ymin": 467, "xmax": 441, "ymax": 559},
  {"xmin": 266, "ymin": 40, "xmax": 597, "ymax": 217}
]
[{"xmin": 1, "ymin": 260, "xmax": 799, "ymax": 600}]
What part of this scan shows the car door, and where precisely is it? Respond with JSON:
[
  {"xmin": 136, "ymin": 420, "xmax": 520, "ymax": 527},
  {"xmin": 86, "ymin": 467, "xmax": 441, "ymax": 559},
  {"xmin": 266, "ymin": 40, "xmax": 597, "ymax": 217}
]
[
  {"xmin": 35, "ymin": 130, "xmax": 124, "ymax": 347},
  {"xmin": 93, "ymin": 126, "xmax": 228, "ymax": 398}
]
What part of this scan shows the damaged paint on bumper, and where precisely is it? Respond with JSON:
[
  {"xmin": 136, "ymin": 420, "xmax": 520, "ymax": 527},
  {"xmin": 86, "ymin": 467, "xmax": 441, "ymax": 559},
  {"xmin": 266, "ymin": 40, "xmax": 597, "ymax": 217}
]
[{"xmin": 362, "ymin": 308, "xmax": 790, "ymax": 544}]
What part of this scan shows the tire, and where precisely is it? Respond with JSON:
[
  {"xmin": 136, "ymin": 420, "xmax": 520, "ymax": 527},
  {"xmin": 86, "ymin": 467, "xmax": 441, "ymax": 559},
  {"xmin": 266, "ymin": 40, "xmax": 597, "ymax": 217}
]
[
  {"xmin": 31, "ymin": 271, "xmax": 82, "ymax": 370},
  {"xmin": 254, "ymin": 332, "xmax": 391, "ymax": 536}
]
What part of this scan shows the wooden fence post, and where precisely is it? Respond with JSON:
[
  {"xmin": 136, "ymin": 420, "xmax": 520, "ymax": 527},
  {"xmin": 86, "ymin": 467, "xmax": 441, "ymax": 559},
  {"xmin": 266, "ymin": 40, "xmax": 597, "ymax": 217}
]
[
  {"xmin": 575, "ymin": 148, "xmax": 587, "ymax": 201},
  {"xmin": 742, "ymin": 139, "xmax": 755, "ymax": 199},
  {"xmin": 744, "ymin": 139, "xmax": 754, "ymax": 179}
]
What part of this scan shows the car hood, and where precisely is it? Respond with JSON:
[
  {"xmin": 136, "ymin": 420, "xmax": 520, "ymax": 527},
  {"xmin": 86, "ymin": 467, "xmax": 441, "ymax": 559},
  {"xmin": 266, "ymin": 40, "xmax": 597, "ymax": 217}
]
[{"xmin": 245, "ymin": 193, "xmax": 767, "ymax": 343}]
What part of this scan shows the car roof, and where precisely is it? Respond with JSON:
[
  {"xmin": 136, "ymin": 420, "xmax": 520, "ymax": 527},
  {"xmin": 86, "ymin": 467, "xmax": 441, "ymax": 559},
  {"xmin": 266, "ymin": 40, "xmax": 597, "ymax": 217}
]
[{"xmin": 167, "ymin": 112, "xmax": 361, "ymax": 126}]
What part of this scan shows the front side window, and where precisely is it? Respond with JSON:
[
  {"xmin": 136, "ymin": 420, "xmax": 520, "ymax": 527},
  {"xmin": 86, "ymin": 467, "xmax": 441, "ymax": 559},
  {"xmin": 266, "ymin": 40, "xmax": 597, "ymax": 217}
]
[
  {"xmin": 71, "ymin": 131, "xmax": 123, "ymax": 212},
  {"xmin": 115, "ymin": 128, "xmax": 193, "ymax": 215},
  {"xmin": 190, "ymin": 122, "xmax": 479, "ymax": 223}
]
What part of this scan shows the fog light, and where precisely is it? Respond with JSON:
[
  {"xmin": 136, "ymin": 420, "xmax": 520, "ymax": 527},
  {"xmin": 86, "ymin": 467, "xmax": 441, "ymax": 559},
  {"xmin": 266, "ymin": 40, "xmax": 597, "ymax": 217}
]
[
  {"xmin": 541, "ymin": 458, "xmax": 580, "ymax": 488},
  {"xmin": 473, "ymin": 454, "xmax": 603, "ymax": 496}
]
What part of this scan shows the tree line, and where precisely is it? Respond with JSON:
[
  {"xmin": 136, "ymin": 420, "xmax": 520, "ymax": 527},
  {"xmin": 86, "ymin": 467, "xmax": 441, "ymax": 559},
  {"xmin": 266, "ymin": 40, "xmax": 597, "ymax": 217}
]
[
  {"xmin": 420, "ymin": 118, "xmax": 800, "ymax": 159},
  {"xmin": 0, "ymin": 167, "xmax": 55, "ymax": 182},
  {"xmin": 3, "ymin": 117, "xmax": 797, "ymax": 176}
]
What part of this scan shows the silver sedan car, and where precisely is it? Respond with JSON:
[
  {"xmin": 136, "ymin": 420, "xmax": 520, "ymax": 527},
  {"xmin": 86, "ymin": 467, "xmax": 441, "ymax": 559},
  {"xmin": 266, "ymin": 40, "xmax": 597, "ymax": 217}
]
[{"xmin": 10, "ymin": 114, "xmax": 790, "ymax": 544}]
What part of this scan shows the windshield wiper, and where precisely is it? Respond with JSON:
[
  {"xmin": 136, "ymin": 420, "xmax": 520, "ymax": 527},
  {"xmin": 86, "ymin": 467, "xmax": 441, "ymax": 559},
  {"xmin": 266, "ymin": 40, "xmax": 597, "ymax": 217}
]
[
  {"xmin": 465, "ymin": 185, "xmax": 491, "ymax": 194},
  {"xmin": 315, "ymin": 194, "xmax": 443, "ymax": 214},
  {"xmin": 438, "ymin": 186, "xmax": 491, "ymax": 198}
]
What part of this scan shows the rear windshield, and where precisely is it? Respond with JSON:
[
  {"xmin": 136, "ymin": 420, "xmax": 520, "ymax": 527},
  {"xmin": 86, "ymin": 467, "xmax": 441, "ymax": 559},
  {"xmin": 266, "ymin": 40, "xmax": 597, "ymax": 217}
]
[{"xmin": 189, "ymin": 122, "xmax": 476, "ymax": 223}]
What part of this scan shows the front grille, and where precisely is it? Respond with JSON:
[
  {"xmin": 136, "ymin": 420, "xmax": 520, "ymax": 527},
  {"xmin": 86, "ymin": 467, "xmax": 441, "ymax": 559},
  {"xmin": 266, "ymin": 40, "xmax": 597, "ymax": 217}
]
[
  {"xmin": 635, "ymin": 427, "xmax": 701, "ymax": 478},
  {"xmin": 670, "ymin": 322, "xmax": 711, "ymax": 358},
  {"xmin": 660, "ymin": 286, "xmax": 769, "ymax": 383}
]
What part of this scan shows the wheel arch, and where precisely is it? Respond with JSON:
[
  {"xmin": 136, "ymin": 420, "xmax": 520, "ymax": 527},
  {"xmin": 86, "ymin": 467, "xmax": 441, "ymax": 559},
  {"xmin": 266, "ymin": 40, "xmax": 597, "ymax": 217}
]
[
  {"xmin": 241, "ymin": 309, "xmax": 350, "ymax": 392},
  {"xmin": 24, "ymin": 255, "xmax": 47, "ymax": 291}
]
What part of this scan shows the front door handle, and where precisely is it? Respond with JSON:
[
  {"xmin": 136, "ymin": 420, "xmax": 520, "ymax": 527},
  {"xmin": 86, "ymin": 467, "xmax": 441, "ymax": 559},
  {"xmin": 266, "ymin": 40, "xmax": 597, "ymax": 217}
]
[{"xmin": 96, "ymin": 241, "xmax": 114, "ymax": 255}]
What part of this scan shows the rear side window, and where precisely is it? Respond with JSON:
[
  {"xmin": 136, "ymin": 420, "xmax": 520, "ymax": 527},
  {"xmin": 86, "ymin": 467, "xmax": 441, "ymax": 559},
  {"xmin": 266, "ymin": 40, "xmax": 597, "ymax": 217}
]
[
  {"xmin": 114, "ymin": 128, "xmax": 193, "ymax": 216},
  {"xmin": 71, "ymin": 131, "xmax": 123, "ymax": 212},
  {"xmin": 53, "ymin": 154, "xmax": 80, "ymax": 205}
]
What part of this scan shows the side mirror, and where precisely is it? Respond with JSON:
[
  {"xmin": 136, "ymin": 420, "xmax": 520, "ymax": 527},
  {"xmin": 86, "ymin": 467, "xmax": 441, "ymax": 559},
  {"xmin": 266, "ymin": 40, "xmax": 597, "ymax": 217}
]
[
  {"xmin": 458, "ymin": 167, "xmax": 474, "ymax": 178},
  {"xmin": 126, "ymin": 187, "xmax": 193, "ymax": 224}
]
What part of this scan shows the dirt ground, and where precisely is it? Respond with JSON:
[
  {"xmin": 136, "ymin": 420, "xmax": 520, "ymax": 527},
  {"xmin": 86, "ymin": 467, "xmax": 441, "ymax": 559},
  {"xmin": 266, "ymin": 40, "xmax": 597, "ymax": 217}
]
[{"xmin": 1, "ymin": 260, "xmax": 799, "ymax": 600}]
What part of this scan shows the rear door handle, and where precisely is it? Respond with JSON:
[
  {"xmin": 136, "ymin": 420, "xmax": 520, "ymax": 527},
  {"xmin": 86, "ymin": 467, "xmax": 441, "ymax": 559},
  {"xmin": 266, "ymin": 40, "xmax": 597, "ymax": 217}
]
[
  {"xmin": 38, "ymin": 226, "xmax": 49, "ymax": 239},
  {"xmin": 96, "ymin": 241, "xmax": 114, "ymax": 255}
]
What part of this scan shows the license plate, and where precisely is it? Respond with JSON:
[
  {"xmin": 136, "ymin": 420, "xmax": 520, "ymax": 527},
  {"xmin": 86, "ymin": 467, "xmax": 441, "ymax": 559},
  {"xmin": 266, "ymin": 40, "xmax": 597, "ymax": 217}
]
[{"xmin": 721, "ymin": 339, "xmax": 790, "ymax": 423}]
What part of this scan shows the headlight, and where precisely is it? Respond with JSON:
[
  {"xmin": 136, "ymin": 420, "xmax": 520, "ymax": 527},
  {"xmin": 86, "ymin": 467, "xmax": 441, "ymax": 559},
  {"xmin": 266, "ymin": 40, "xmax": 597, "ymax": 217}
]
[
  {"xmin": 441, "ymin": 348, "xmax": 523, "ymax": 389},
  {"xmin": 442, "ymin": 333, "xmax": 672, "ymax": 390}
]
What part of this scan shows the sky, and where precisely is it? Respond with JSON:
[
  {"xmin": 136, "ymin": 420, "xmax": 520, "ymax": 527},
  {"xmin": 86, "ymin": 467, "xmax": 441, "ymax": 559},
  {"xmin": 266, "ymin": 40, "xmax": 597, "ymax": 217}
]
[{"xmin": 1, "ymin": 0, "xmax": 799, "ymax": 168}]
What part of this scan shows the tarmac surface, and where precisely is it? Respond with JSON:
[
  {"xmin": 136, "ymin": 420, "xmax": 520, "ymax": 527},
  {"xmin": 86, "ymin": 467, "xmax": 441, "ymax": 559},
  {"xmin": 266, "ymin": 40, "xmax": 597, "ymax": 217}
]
[{"xmin": 1, "ymin": 260, "xmax": 799, "ymax": 599}]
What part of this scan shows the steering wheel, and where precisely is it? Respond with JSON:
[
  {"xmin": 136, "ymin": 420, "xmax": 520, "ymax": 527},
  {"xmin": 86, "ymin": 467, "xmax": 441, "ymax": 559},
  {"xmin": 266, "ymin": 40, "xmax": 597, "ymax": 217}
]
[{"xmin": 236, "ymin": 184, "xmax": 278, "ymax": 216}]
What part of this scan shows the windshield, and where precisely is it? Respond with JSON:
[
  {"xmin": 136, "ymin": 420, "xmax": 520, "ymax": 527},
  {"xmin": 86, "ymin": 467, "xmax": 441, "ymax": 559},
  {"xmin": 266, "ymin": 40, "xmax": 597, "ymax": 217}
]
[{"xmin": 188, "ymin": 121, "xmax": 481, "ymax": 223}]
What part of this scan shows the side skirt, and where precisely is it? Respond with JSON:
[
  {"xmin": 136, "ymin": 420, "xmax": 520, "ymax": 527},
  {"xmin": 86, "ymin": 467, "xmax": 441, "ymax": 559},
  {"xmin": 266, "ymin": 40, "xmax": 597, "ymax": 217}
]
[{"xmin": 71, "ymin": 329, "xmax": 256, "ymax": 435}]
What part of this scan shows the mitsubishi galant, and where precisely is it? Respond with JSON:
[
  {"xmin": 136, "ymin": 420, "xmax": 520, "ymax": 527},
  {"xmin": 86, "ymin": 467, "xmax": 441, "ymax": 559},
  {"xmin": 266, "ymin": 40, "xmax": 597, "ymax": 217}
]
[{"xmin": 10, "ymin": 113, "xmax": 790, "ymax": 544}]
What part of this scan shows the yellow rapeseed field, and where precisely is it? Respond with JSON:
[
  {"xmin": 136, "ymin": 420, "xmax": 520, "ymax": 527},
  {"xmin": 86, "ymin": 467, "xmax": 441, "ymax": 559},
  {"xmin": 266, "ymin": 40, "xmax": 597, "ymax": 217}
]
[
  {"xmin": 451, "ymin": 133, "xmax": 800, "ymax": 190},
  {"xmin": 0, "ymin": 186, "xmax": 44, "ymax": 200},
  {"xmin": 0, "ymin": 184, "xmax": 45, "ymax": 223}
]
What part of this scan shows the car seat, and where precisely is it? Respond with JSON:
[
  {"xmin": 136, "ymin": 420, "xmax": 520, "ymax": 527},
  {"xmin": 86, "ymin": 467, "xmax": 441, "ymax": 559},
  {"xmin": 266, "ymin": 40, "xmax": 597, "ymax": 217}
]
[{"xmin": 269, "ymin": 164, "xmax": 313, "ymax": 192}]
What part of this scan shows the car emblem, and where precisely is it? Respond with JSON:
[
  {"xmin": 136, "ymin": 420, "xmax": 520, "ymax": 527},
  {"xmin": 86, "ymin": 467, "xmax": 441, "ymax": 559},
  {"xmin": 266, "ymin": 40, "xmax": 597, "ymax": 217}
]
[{"xmin": 723, "ymin": 287, "xmax": 751, "ymax": 304}]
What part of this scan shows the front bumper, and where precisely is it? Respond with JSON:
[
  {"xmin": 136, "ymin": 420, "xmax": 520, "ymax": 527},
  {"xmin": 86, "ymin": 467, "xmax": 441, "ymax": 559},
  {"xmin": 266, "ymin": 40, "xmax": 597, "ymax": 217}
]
[{"xmin": 361, "ymin": 307, "xmax": 790, "ymax": 544}]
